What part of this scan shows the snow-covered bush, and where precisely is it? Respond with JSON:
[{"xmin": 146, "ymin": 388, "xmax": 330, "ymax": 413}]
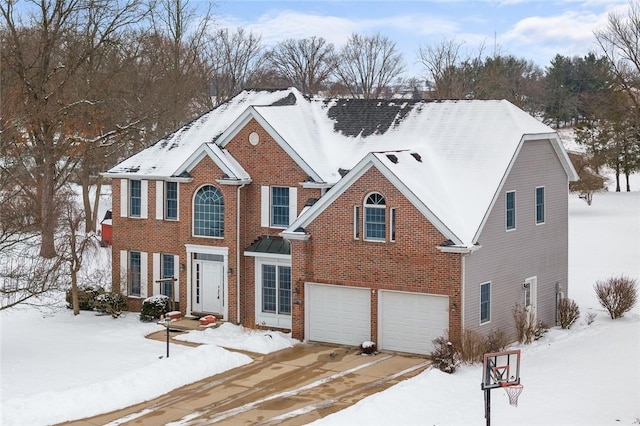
[
  {"xmin": 360, "ymin": 341, "xmax": 377, "ymax": 355},
  {"xmin": 430, "ymin": 336, "xmax": 461, "ymax": 374},
  {"xmin": 65, "ymin": 285, "xmax": 104, "ymax": 311},
  {"xmin": 140, "ymin": 295, "xmax": 170, "ymax": 322},
  {"xmin": 594, "ymin": 275, "xmax": 638, "ymax": 319},
  {"xmin": 558, "ymin": 298, "xmax": 580, "ymax": 329},
  {"xmin": 95, "ymin": 292, "xmax": 127, "ymax": 318}
]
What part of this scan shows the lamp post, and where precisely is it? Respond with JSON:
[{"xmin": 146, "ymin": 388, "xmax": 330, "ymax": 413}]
[{"xmin": 164, "ymin": 316, "xmax": 171, "ymax": 358}]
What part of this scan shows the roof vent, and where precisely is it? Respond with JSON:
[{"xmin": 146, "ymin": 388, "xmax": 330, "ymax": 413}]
[
  {"xmin": 386, "ymin": 154, "xmax": 398, "ymax": 164},
  {"xmin": 411, "ymin": 152, "xmax": 422, "ymax": 162}
]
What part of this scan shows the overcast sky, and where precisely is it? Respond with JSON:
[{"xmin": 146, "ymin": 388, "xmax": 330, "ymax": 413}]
[{"xmin": 213, "ymin": 0, "xmax": 631, "ymax": 76}]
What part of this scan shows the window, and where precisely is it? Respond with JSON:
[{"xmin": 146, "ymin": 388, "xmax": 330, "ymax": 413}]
[
  {"xmin": 161, "ymin": 254, "xmax": 174, "ymax": 298},
  {"xmin": 193, "ymin": 185, "xmax": 224, "ymax": 237},
  {"xmin": 535, "ymin": 186, "xmax": 545, "ymax": 224},
  {"xmin": 130, "ymin": 180, "xmax": 141, "ymax": 217},
  {"xmin": 480, "ymin": 282, "xmax": 491, "ymax": 324},
  {"xmin": 129, "ymin": 251, "xmax": 141, "ymax": 297},
  {"xmin": 353, "ymin": 206, "xmax": 360, "ymax": 239},
  {"xmin": 506, "ymin": 191, "xmax": 516, "ymax": 230},
  {"xmin": 364, "ymin": 192, "xmax": 386, "ymax": 241},
  {"xmin": 165, "ymin": 182, "xmax": 178, "ymax": 220},
  {"xmin": 271, "ymin": 187, "xmax": 289, "ymax": 227},
  {"xmin": 261, "ymin": 264, "xmax": 291, "ymax": 315}
]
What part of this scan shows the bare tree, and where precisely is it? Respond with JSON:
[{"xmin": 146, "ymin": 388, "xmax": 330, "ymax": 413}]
[
  {"xmin": 265, "ymin": 36, "xmax": 336, "ymax": 96},
  {"xmin": 60, "ymin": 201, "xmax": 98, "ymax": 315},
  {"xmin": 595, "ymin": 0, "xmax": 640, "ymax": 189},
  {"xmin": 206, "ymin": 27, "xmax": 264, "ymax": 106},
  {"xmin": 335, "ymin": 33, "xmax": 405, "ymax": 99},
  {"xmin": 418, "ymin": 38, "xmax": 474, "ymax": 99},
  {"xmin": 0, "ymin": 0, "xmax": 148, "ymax": 258}
]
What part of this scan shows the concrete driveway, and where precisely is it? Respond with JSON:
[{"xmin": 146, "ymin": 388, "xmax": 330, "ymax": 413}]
[{"xmin": 60, "ymin": 341, "xmax": 430, "ymax": 425}]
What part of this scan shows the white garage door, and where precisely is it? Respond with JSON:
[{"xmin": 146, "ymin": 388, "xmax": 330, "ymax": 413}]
[
  {"xmin": 306, "ymin": 283, "xmax": 370, "ymax": 346},
  {"xmin": 379, "ymin": 290, "xmax": 449, "ymax": 355}
]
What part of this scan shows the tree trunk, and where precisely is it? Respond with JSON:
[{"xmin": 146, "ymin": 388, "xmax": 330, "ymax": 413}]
[
  {"xmin": 625, "ymin": 172, "xmax": 631, "ymax": 192},
  {"xmin": 91, "ymin": 178, "xmax": 103, "ymax": 234},
  {"xmin": 81, "ymin": 166, "xmax": 97, "ymax": 234},
  {"xmin": 615, "ymin": 163, "xmax": 621, "ymax": 192},
  {"xmin": 71, "ymin": 263, "xmax": 80, "ymax": 315},
  {"xmin": 40, "ymin": 160, "xmax": 57, "ymax": 258}
]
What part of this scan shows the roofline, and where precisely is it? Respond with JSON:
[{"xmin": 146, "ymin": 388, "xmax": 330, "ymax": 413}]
[
  {"xmin": 437, "ymin": 244, "xmax": 482, "ymax": 254},
  {"xmin": 99, "ymin": 172, "xmax": 193, "ymax": 182},
  {"xmin": 174, "ymin": 143, "xmax": 245, "ymax": 180},
  {"xmin": 243, "ymin": 251, "xmax": 292, "ymax": 259},
  {"xmin": 285, "ymin": 153, "xmax": 464, "ymax": 245}
]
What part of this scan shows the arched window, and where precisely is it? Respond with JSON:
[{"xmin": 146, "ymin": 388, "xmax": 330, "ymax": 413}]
[
  {"xmin": 193, "ymin": 185, "xmax": 224, "ymax": 237},
  {"xmin": 364, "ymin": 192, "xmax": 385, "ymax": 241}
]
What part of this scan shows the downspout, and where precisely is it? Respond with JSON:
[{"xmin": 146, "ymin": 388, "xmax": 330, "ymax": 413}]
[{"xmin": 236, "ymin": 183, "xmax": 246, "ymax": 324}]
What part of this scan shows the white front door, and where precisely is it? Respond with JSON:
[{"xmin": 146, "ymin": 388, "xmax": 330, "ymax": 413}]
[
  {"xmin": 192, "ymin": 260, "xmax": 223, "ymax": 314},
  {"xmin": 524, "ymin": 276, "xmax": 537, "ymax": 320}
]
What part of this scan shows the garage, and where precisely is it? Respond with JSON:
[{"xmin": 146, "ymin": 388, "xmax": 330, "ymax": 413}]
[
  {"xmin": 305, "ymin": 283, "xmax": 371, "ymax": 346},
  {"xmin": 378, "ymin": 290, "xmax": 449, "ymax": 355}
]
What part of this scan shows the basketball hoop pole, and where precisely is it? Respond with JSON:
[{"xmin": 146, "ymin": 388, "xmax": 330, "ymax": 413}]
[{"xmin": 484, "ymin": 387, "xmax": 491, "ymax": 426}]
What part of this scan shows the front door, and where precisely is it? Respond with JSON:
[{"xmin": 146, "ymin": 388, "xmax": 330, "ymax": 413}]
[
  {"xmin": 524, "ymin": 276, "xmax": 537, "ymax": 321},
  {"xmin": 192, "ymin": 260, "xmax": 223, "ymax": 314}
]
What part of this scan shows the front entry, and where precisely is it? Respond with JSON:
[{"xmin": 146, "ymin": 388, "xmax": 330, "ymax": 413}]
[{"xmin": 192, "ymin": 260, "xmax": 224, "ymax": 314}]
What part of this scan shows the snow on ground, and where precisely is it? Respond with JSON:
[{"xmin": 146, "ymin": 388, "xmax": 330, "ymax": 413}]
[{"xmin": 1, "ymin": 188, "xmax": 639, "ymax": 426}]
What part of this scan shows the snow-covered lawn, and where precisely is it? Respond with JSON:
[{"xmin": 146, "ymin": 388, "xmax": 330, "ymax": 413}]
[{"xmin": 1, "ymin": 191, "xmax": 639, "ymax": 426}]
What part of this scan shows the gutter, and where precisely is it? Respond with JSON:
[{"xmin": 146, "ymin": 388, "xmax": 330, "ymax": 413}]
[{"xmin": 236, "ymin": 183, "xmax": 246, "ymax": 324}]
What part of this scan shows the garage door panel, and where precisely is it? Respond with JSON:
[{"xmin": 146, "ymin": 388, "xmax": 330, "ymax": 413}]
[
  {"xmin": 306, "ymin": 283, "xmax": 370, "ymax": 346},
  {"xmin": 379, "ymin": 291, "xmax": 449, "ymax": 355}
]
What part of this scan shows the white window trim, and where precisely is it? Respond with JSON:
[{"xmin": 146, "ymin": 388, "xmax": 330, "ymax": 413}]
[
  {"xmin": 535, "ymin": 186, "xmax": 545, "ymax": 225},
  {"xmin": 121, "ymin": 250, "xmax": 147, "ymax": 298},
  {"xmin": 185, "ymin": 245, "xmax": 228, "ymax": 318},
  {"xmin": 505, "ymin": 190, "xmax": 516, "ymax": 231},
  {"xmin": 165, "ymin": 181, "xmax": 179, "ymax": 221},
  {"xmin": 254, "ymin": 256, "xmax": 292, "ymax": 329},
  {"xmin": 353, "ymin": 205, "xmax": 360, "ymax": 240},
  {"xmin": 128, "ymin": 180, "xmax": 148, "ymax": 219},
  {"xmin": 191, "ymin": 184, "xmax": 224, "ymax": 239},
  {"xmin": 363, "ymin": 192, "xmax": 386, "ymax": 242}
]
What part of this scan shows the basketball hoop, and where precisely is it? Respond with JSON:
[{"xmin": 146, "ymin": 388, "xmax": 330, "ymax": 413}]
[{"xmin": 500, "ymin": 382, "xmax": 524, "ymax": 407}]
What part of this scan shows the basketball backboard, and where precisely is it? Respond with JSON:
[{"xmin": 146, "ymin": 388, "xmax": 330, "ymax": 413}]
[{"xmin": 481, "ymin": 349, "xmax": 521, "ymax": 390}]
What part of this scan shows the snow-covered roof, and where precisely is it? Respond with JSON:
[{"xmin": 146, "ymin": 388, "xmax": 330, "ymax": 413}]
[
  {"xmin": 105, "ymin": 87, "xmax": 577, "ymax": 247},
  {"xmin": 105, "ymin": 89, "xmax": 299, "ymax": 178}
]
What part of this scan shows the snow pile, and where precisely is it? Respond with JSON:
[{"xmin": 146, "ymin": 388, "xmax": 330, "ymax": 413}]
[{"xmin": 174, "ymin": 322, "xmax": 299, "ymax": 354}]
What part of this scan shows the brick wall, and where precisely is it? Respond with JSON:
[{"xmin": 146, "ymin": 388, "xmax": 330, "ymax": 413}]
[{"xmin": 290, "ymin": 166, "xmax": 463, "ymax": 342}]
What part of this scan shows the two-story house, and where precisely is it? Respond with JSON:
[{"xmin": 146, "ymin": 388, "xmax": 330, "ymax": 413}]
[{"xmin": 104, "ymin": 88, "xmax": 577, "ymax": 355}]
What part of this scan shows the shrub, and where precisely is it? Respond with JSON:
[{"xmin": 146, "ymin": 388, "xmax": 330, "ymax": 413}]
[
  {"xmin": 585, "ymin": 312, "xmax": 597, "ymax": 325},
  {"xmin": 558, "ymin": 298, "xmax": 580, "ymax": 329},
  {"xmin": 360, "ymin": 341, "xmax": 377, "ymax": 355},
  {"xmin": 594, "ymin": 275, "xmax": 638, "ymax": 319},
  {"xmin": 140, "ymin": 295, "xmax": 170, "ymax": 322},
  {"xmin": 513, "ymin": 303, "xmax": 548, "ymax": 344},
  {"xmin": 455, "ymin": 329, "xmax": 509, "ymax": 363},
  {"xmin": 65, "ymin": 285, "xmax": 105, "ymax": 311},
  {"xmin": 95, "ymin": 292, "xmax": 127, "ymax": 318},
  {"xmin": 430, "ymin": 335, "xmax": 461, "ymax": 374},
  {"xmin": 485, "ymin": 328, "xmax": 509, "ymax": 353}
]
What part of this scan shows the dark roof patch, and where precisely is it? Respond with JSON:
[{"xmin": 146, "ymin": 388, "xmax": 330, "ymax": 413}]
[
  {"xmin": 325, "ymin": 99, "xmax": 420, "ymax": 137},
  {"xmin": 270, "ymin": 92, "xmax": 298, "ymax": 106},
  {"xmin": 411, "ymin": 152, "xmax": 422, "ymax": 162},
  {"xmin": 386, "ymin": 154, "xmax": 398, "ymax": 164}
]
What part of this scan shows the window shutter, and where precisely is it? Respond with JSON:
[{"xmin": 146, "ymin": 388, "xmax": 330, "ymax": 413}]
[
  {"xmin": 140, "ymin": 252, "xmax": 148, "ymax": 298},
  {"xmin": 152, "ymin": 253, "xmax": 160, "ymax": 295},
  {"xmin": 354, "ymin": 206, "xmax": 360, "ymax": 239},
  {"xmin": 120, "ymin": 250, "xmax": 128, "ymax": 295},
  {"xmin": 120, "ymin": 180, "xmax": 128, "ymax": 218},
  {"xmin": 155, "ymin": 181, "xmax": 164, "ymax": 220},
  {"xmin": 288, "ymin": 187, "xmax": 297, "ymax": 225},
  {"xmin": 140, "ymin": 180, "xmax": 149, "ymax": 219},
  {"xmin": 173, "ymin": 255, "xmax": 180, "ymax": 302},
  {"xmin": 261, "ymin": 186, "xmax": 270, "ymax": 227}
]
